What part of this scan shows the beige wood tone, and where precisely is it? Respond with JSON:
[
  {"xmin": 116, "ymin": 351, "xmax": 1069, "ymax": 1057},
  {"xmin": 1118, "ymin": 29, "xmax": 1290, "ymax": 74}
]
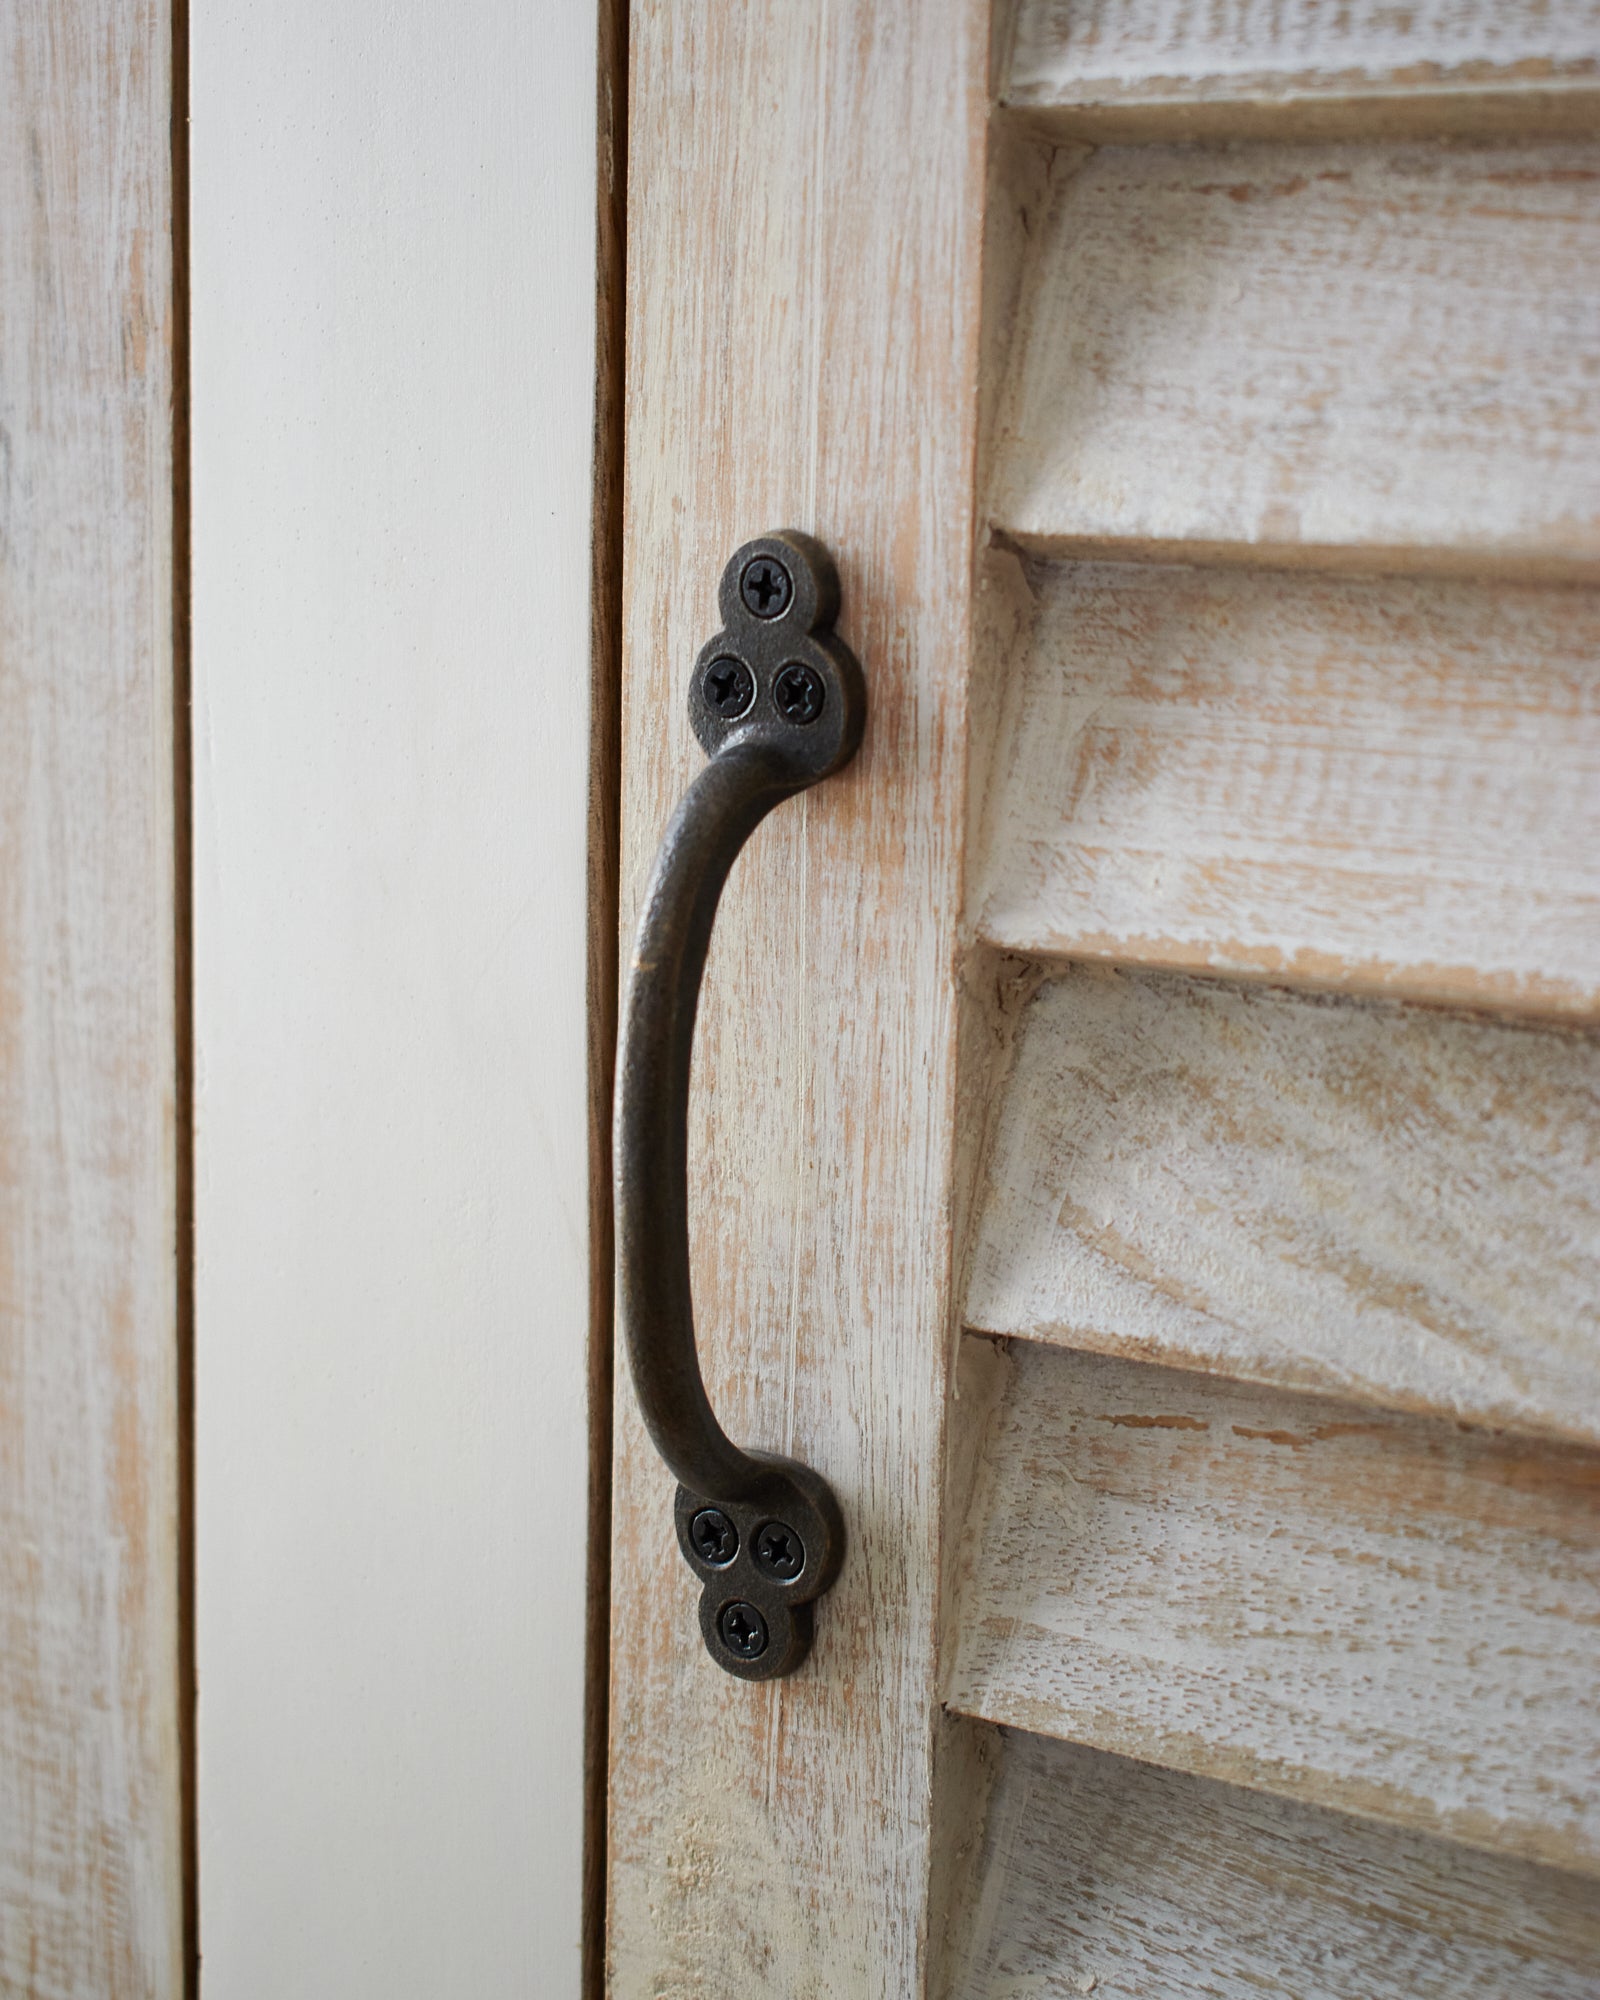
[
  {"xmin": 971, "ymin": 558, "xmax": 1600, "ymax": 1017},
  {"xmin": 1001, "ymin": 0, "xmax": 1600, "ymax": 140},
  {"xmin": 947, "ymin": 1341, "xmax": 1600, "ymax": 1875},
  {"xmin": 608, "ymin": 3, "xmax": 988, "ymax": 1994},
  {"xmin": 616, "ymin": 3, "xmax": 1600, "ymax": 1990},
  {"xmin": 966, "ymin": 967, "xmax": 1600, "ymax": 1443},
  {"xmin": 988, "ymin": 141, "xmax": 1600, "ymax": 577},
  {"xmin": 946, "ymin": 1728, "xmax": 1600, "ymax": 1999},
  {"xmin": 0, "ymin": 0, "xmax": 183, "ymax": 1992}
]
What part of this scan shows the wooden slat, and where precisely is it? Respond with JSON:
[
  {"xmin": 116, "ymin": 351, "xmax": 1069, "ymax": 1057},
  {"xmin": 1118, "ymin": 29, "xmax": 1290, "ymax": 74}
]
[
  {"xmin": 946, "ymin": 1342, "xmax": 1600, "ymax": 1874},
  {"xmin": 965, "ymin": 966, "xmax": 1600, "ymax": 1442},
  {"xmin": 608, "ymin": 3, "xmax": 987, "ymax": 1995},
  {"xmin": 945, "ymin": 1729, "xmax": 1600, "ymax": 1999},
  {"xmin": 1002, "ymin": 1, "xmax": 1600, "ymax": 141},
  {"xmin": 988, "ymin": 141, "xmax": 1600, "ymax": 576},
  {"xmin": 970, "ymin": 558, "xmax": 1600, "ymax": 1017},
  {"xmin": 0, "ymin": 1, "xmax": 182, "ymax": 1991}
]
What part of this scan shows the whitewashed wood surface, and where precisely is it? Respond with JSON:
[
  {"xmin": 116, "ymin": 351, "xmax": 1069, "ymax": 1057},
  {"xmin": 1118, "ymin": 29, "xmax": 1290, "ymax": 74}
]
[
  {"xmin": 970, "ymin": 558, "xmax": 1600, "ymax": 1016},
  {"xmin": 611, "ymin": 2, "xmax": 1600, "ymax": 1989},
  {"xmin": 608, "ymin": 2, "xmax": 988, "ymax": 1996},
  {"xmin": 965, "ymin": 967, "xmax": 1600, "ymax": 1441},
  {"xmin": 1002, "ymin": 0, "xmax": 1600, "ymax": 138},
  {"xmin": 945, "ymin": 1728, "xmax": 1600, "ymax": 1999},
  {"xmin": 0, "ymin": 1, "xmax": 182, "ymax": 1991},
  {"xmin": 989, "ymin": 141, "xmax": 1600, "ymax": 574},
  {"xmin": 947, "ymin": 1341, "xmax": 1600, "ymax": 1874}
]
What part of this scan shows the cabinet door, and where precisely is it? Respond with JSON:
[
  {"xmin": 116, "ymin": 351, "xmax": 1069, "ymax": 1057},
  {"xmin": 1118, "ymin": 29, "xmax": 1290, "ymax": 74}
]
[{"xmin": 608, "ymin": 4, "xmax": 1600, "ymax": 1995}]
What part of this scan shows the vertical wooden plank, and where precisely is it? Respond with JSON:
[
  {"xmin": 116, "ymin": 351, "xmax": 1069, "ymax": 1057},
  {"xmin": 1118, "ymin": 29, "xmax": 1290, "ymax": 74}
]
[
  {"xmin": 191, "ymin": 3, "xmax": 605, "ymax": 1993},
  {"xmin": 609, "ymin": 3, "xmax": 989, "ymax": 1992},
  {"xmin": 0, "ymin": 1, "xmax": 183, "ymax": 1993}
]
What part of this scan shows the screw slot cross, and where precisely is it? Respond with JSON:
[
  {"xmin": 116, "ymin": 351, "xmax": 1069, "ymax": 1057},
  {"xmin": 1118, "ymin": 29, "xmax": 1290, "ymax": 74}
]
[
  {"xmin": 718, "ymin": 1600, "xmax": 769, "ymax": 1660},
  {"xmin": 739, "ymin": 556, "xmax": 793, "ymax": 620},
  {"xmin": 754, "ymin": 1521, "xmax": 805, "ymax": 1580},
  {"xmin": 773, "ymin": 663, "xmax": 825, "ymax": 725},
  {"xmin": 690, "ymin": 1506, "xmax": 738, "ymax": 1565},
  {"xmin": 702, "ymin": 657, "xmax": 754, "ymax": 719}
]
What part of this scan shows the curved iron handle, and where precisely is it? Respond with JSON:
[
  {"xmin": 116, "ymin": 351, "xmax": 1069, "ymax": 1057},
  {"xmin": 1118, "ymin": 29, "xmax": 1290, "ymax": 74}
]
[{"xmin": 615, "ymin": 531, "xmax": 865, "ymax": 1679}]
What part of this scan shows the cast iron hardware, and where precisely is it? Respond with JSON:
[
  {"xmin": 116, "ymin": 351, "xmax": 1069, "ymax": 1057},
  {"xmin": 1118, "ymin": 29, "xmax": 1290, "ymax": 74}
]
[{"xmin": 615, "ymin": 530, "xmax": 864, "ymax": 1680}]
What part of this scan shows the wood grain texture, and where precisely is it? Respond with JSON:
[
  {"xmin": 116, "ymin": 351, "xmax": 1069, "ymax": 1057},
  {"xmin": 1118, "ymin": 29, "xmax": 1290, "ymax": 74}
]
[
  {"xmin": 608, "ymin": 3, "xmax": 987, "ymax": 1995},
  {"xmin": 946, "ymin": 1341, "xmax": 1600, "ymax": 1874},
  {"xmin": 1002, "ymin": 0, "xmax": 1600, "ymax": 140},
  {"xmin": 970, "ymin": 557, "xmax": 1600, "ymax": 1016},
  {"xmin": 965, "ymin": 966, "xmax": 1600, "ymax": 1442},
  {"xmin": 988, "ymin": 140, "xmax": 1600, "ymax": 575},
  {"xmin": 944, "ymin": 1728, "xmax": 1600, "ymax": 1998},
  {"xmin": 0, "ymin": 0, "xmax": 182, "ymax": 1993}
]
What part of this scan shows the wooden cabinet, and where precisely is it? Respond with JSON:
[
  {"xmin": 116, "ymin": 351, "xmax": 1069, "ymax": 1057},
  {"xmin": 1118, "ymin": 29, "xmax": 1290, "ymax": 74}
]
[{"xmin": 608, "ymin": 3, "xmax": 1600, "ymax": 1992}]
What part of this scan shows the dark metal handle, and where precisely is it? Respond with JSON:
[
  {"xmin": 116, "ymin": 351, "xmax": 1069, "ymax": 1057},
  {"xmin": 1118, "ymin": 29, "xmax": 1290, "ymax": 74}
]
[{"xmin": 615, "ymin": 531, "xmax": 865, "ymax": 1679}]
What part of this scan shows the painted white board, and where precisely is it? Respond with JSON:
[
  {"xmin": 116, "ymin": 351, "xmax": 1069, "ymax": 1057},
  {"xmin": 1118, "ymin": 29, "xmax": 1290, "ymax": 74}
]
[{"xmin": 192, "ymin": 4, "xmax": 602, "ymax": 1993}]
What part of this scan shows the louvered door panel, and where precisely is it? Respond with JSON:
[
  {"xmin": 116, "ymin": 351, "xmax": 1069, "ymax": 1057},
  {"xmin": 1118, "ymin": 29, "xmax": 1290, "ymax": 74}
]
[
  {"xmin": 938, "ymin": 1, "xmax": 1600, "ymax": 1989},
  {"xmin": 612, "ymin": 6, "xmax": 1600, "ymax": 1992}
]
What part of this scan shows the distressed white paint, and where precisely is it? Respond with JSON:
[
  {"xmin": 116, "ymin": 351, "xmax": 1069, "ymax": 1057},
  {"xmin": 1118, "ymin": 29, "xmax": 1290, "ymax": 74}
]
[
  {"xmin": 1008, "ymin": 0, "xmax": 1600, "ymax": 90},
  {"xmin": 605, "ymin": 2, "xmax": 1600, "ymax": 1988},
  {"xmin": 971, "ymin": 558, "xmax": 1600, "ymax": 1016},
  {"xmin": 192, "ymin": 4, "xmax": 601, "ymax": 1993},
  {"xmin": 950, "ymin": 74, "xmax": 1600, "ymax": 1984},
  {"xmin": 607, "ymin": 2, "xmax": 988, "ymax": 1994},
  {"xmin": 990, "ymin": 142, "xmax": 1600, "ymax": 572},
  {"xmin": 947, "ymin": 1342, "xmax": 1600, "ymax": 1875},
  {"xmin": 1, "ymin": 2, "xmax": 181, "ymax": 1988},
  {"xmin": 965, "ymin": 967, "xmax": 1600, "ymax": 1442},
  {"xmin": 1004, "ymin": 0, "xmax": 1600, "ymax": 135},
  {"xmin": 947, "ymin": 1730, "xmax": 1600, "ymax": 1999}
]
